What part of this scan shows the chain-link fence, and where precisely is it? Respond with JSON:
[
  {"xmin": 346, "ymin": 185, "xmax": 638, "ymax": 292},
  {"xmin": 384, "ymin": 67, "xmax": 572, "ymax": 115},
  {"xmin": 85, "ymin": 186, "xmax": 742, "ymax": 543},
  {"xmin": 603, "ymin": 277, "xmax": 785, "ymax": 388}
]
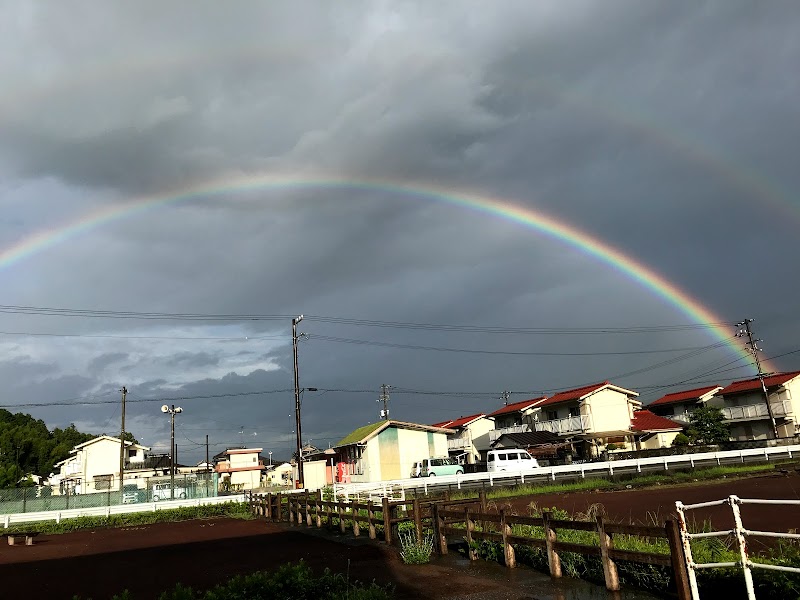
[{"xmin": 0, "ymin": 473, "xmax": 218, "ymax": 514}]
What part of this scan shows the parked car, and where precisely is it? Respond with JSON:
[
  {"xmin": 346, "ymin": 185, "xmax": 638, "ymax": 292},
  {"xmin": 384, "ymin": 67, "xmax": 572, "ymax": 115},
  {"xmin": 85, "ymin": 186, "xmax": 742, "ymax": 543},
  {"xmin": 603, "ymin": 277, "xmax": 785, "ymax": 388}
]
[
  {"xmin": 151, "ymin": 483, "xmax": 187, "ymax": 501},
  {"xmin": 411, "ymin": 457, "xmax": 464, "ymax": 477},
  {"xmin": 487, "ymin": 449, "xmax": 539, "ymax": 473}
]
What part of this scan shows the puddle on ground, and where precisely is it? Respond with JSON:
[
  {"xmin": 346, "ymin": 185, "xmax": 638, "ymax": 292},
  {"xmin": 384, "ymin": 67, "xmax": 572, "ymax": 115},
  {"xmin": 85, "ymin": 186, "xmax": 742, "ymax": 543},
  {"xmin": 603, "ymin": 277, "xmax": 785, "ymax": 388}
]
[{"xmin": 436, "ymin": 550, "xmax": 661, "ymax": 600}]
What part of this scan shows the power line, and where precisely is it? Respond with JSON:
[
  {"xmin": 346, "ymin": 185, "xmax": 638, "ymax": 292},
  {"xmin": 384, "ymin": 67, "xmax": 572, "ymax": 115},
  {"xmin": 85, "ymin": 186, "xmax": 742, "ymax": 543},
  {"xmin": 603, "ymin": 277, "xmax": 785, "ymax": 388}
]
[
  {"xmin": 308, "ymin": 334, "xmax": 718, "ymax": 356},
  {"xmin": 0, "ymin": 303, "xmax": 735, "ymax": 334}
]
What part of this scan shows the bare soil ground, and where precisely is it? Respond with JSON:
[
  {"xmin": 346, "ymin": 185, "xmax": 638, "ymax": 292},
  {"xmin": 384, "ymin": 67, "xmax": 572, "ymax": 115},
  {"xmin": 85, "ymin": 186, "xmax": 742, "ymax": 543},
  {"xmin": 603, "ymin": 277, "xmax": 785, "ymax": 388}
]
[{"xmin": 1, "ymin": 473, "xmax": 796, "ymax": 600}]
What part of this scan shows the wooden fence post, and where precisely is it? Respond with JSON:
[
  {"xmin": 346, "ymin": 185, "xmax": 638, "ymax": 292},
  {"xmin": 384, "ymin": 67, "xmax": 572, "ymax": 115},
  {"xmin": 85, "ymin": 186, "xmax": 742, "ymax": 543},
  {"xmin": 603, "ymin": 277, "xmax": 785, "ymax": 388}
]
[
  {"xmin": 265, "ymin": 493, "xmax": 272, "ymax": 520},
  {"xmin": 382, "ymin": 497, "xmax": 392, "ymax": 545},
  {"xmin": 326, "ymin": 500, "xmax": 333, "ymax": 529},
  {"xmin": 288, "ymin": 496, "xmax": 295, "ymax": 525},
  {"xmin": 304, "ymin": 490, "xmax": 311, "ymax": 526},
  {"xmin": 465, "ymin": 508, "xmax": 477, "ymax": 560},
  {"xmin": 353, "ymin": 504, "xmax": 361, "ymax": 537},
  {"xmin": 432, "ymin": 502, "xmax": 447, "ymax": 555},
  {"xmin": 479, "ymin": 489, "xmax": 488, "ymax": 534},
  {"xmin": 413, "ymin": 498, "xmax": 423, "ymax": 544},
  {"xmin": 542, "ymin": 511, "xmax": 561, "ymax": 577},
  {"xmin": 368, "ymin": 500, "xmax": 376, "ymax": 539},
  {"xmin": 339, "ymin": 502, "xmax": 346, "ymax": 534},
  {"xmin": 666, "ymin": 519, "xmax": 692, "ymax": 600},
  {"xmin": 596, "ymin": 516, "xmax": 620, "ymax": 591},
  {"xmin": 296, "ymin": 495, "xmax": 303, "ymax": 525},
  {"xmin": 315, "ymin": 493, "xmax": 322, "ymax": 528},
  {"xmin": 500, "ymin": 509, "xmax": 516, "ymax": 568}
]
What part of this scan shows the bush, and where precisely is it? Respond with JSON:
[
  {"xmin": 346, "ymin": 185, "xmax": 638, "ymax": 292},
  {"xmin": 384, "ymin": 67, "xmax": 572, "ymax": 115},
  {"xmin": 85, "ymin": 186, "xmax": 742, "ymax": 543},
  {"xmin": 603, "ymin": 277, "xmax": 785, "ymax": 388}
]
[
  {"xmin": 399, "ymin": 531, "xmax": 434, "ymax": 565},
  {"xmin": 96, "ymin": 562, "xmax": 393, "ymax": 600},
  {"xmin": 672, "ymin": 433, "xmax": 690, "ymax": 447}
]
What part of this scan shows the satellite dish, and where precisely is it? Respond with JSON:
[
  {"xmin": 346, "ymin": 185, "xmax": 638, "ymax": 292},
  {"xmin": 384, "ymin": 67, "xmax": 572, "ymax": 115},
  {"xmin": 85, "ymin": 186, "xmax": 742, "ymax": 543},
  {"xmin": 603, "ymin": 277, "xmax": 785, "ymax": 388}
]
[{"xmin": 161, "ymin": 405, "xmax": 169, "ymax": 413}]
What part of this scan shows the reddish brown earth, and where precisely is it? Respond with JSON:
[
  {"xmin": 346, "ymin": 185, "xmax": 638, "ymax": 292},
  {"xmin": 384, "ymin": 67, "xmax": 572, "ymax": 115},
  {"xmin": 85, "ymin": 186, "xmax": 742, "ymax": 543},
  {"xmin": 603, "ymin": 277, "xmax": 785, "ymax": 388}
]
[{"xmin": 1, "ymin": 473, "xmax": 796, "ymax": 600}]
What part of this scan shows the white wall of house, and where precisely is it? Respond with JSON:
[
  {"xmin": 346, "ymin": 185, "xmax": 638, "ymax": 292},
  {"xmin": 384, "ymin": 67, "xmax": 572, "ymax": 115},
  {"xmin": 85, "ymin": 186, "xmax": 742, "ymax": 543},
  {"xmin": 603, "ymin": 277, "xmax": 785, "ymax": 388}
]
[
  {"xmin": 585, "ymin": 389, "xmax": 640, "ymax": 433},
  {"xmin": 729, "ymin": 421, "xmax": 774, "ymax": 441},
  {"xmin": 266, "ymin": 463, "xmax": 293, "ymax": 486},
  {"xmin": 56, "ymin": 437, "xmax": 149, "ymax": 494},
  {"xmin": 303, "ymin": 460, "xmax": 329, "ymax": 491},
  {"xmin": 639, "ymin": 431, "xmax": 681, "ymax": 450}
]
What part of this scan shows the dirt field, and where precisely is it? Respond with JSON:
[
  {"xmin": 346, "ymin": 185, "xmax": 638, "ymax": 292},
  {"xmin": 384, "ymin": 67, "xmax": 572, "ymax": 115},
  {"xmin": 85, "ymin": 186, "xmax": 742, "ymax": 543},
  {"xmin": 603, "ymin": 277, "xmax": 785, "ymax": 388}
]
[{"xmin": 1, "ymin": 473, "xmax": 796, "ymax": 599}]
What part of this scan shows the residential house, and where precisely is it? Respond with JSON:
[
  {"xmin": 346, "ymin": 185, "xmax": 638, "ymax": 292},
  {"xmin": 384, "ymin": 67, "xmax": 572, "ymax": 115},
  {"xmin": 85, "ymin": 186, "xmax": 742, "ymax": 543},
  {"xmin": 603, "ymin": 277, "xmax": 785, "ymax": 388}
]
[
  {"xmin": 647, "ymin": 386, "xmax": 722, "ymax": 425},
  {"xmin": 531, "ymin": 381, "xmax": 641, "ymax": 458},
  {"xmin": 487, "ymin": 397, "xmax": 547, "ymax": 444},
  {"xmin": 54, "ymin": 435, "xmax": 150, "ymax": 495},
  {"xmin": 215, "ymin": 447, "xmax": 266, "ymax": 491},
  {"xmin": 264, "ymin": 462, "xmax": 293, "ymax": 487},
  {"xmin": 434, "ymin": 413, "xmax": 495, "ymax": 464},
  {"xmin": 715, "ymin": 371, "xmax": 800, "ymax": 440},
  {"xmin": 630, "ymin": 410, "xmax": 684, "ymax": 450},
  {"xmin": 333, "ymin": 420, "xmax": 454, "ymax": 483}
]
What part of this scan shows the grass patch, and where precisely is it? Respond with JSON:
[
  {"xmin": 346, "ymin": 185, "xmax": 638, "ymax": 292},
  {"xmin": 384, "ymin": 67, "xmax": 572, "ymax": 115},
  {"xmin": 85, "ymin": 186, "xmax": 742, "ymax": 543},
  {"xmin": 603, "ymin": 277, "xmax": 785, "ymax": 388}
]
[
  {"xmin": 398, "ymin": 530, "xmax": 434, "ymax": 564},
  {"xmin": 7, "ymin": 501, "xmax": 252, "ymax": 536}
]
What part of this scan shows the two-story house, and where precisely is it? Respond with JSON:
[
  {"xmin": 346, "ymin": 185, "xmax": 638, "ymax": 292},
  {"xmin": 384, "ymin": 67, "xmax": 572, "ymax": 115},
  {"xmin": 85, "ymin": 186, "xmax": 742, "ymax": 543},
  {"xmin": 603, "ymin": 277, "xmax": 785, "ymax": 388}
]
[
  {"xmin": 432, "ymin": 413, "xmax": 495, "ymax": 464},
  {"xmin": 531, "ymin": 381, "xmax": 641, "ymax": 458},
  {"xmin": 487, "ymin": 397, "xmax": 547, "ymax": 444},
  {"xmin": 647, "ymin": 386, "xmax": 722, "ymax": 424},
  {"xmin": 715, "ymin": 371, "xmax": 800, "ymax": 440},
  {"xmin": 215, "ymin": 447, "xmax": 266, "ymax": 491},
  {"xmin": 54, "ymin": 435, "xmax": 150, "ymax": 495}
]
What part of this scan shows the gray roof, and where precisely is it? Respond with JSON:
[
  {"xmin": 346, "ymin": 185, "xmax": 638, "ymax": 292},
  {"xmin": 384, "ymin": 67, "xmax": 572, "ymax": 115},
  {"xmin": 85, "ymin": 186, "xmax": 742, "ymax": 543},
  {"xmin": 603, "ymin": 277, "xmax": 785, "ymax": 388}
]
[{"xmin": 491, "ymin": 431, "xmax": 561, "ymax": 448}]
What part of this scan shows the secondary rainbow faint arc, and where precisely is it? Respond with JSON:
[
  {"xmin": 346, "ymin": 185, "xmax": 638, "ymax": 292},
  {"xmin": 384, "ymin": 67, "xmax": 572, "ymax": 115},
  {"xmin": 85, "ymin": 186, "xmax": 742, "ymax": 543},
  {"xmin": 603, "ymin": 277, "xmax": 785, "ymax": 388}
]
[{"xmin": 0, "ymin": 174, "xmax": 767, "ymax": 373}]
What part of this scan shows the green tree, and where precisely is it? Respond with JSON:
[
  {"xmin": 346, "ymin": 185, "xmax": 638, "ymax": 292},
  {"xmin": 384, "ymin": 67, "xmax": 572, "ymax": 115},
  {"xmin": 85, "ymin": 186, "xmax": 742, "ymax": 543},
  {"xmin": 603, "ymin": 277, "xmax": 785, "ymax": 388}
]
[
  {"xmin": 687, "ymin": 406, "xmax": 730, "ymax": 445},
  {"xmin": 672, "ymin": 432, "xmax": 690, "ymax": 447}
]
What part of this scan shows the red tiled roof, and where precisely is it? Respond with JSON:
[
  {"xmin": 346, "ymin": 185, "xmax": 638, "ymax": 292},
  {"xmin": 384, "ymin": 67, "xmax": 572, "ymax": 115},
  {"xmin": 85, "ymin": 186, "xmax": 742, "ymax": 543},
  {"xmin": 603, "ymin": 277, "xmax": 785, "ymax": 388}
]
[
  {"xmin": 431, "ymin": 420, "xmax": 453, "ymax": 428},
  {"xmin": 631, "ymin": 410, "xmax": 684, "ymax": 432},
  {"xmin": 649, "ymin": 385, "xmax": 721, "ymax": 407},
  {"xmin": 536, "ymin": 381, "xmax": 639, "ymax": 408},
  {"xmin": 720, "ymin": 371, "xmax": 800, "ymax": 396},
  {"xmin": 445, "ymin": 413, "xmax": 486, "ymax": 428},
  {"xmin": 487, "ymin": 397, "xmax": 546, "ymax": 417}
]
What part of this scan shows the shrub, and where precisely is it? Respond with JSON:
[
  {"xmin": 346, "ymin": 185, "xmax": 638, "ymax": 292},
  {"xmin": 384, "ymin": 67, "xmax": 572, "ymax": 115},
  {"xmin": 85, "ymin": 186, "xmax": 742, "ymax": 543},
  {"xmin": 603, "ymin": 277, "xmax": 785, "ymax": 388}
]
[
  {"xmin": 399, "ymin": 531, "xmax": 434, "ymax": 565},
  {"xmin": 672, "ymin": 433, "xmax": 690, "ymax": 447}
]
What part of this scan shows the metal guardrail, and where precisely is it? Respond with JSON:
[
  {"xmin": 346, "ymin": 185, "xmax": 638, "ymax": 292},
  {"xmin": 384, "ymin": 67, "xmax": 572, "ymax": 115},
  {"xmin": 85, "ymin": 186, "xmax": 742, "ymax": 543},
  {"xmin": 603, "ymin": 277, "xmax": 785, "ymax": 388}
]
[
  {"xmin": 333, "ymin": 444, "xmax": 800, "ymax": 500},
  {"xmin": 675, "ymin": 495, "xmax": 800, "ymax": 600},
  {"xmin": 1, "ymin": 493, "xmax": 247, "ymax": 528}
]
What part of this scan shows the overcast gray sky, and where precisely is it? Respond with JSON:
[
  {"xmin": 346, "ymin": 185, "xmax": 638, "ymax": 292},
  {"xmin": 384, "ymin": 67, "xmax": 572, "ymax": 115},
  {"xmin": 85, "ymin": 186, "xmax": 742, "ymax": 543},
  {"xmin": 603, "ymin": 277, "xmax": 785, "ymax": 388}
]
[{"xmin": 1, "ymin": 1, "xmax": 799, "ymax": 465}]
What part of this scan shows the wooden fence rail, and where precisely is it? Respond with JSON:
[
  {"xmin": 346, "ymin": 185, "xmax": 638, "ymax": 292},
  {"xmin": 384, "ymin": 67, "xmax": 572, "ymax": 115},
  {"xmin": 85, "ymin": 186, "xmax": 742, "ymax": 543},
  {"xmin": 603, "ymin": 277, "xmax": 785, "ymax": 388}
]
[{"xmin": 249, "ymin": 490, "xmax": 690, "ymax": 599}]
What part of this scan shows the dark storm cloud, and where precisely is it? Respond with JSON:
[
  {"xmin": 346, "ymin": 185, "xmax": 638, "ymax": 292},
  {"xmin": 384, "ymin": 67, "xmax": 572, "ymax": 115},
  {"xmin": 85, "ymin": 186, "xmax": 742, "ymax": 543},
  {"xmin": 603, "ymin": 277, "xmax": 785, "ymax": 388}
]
[{"xmin": 1, "ymin": 2, "xmax": 799, "ymax": 461}]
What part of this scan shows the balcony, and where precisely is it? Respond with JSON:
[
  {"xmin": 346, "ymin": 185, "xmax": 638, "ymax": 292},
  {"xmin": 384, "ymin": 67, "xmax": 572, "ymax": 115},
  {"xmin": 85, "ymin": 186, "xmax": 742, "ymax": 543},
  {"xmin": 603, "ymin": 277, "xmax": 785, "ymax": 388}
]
[
  {"xmin": 722, "ymin": 401, "xmax": 790, "ymax": 422},
  {"xmin": 447, "ymin": 433, "xmax": 472, "ymax": 451},
  {"xmin": 489, "ymin": 424, "xmax": 531, "ymax": 443},
  {"xmin": 534, "ymin": 414, "xmax": 591, "ymax": 435}
]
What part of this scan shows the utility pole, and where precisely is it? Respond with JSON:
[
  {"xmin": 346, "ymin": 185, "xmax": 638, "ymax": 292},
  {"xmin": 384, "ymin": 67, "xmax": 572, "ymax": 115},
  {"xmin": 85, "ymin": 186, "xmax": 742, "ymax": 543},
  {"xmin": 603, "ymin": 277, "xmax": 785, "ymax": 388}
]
[
  {"xmin": 118, "ymin": 386, "xmax": 127, "ymax": 493},
  {"xmin": 500, "ymin": 390, "xmax": 512, "ymax": 406},
  {"xmin": 736, "ymin": 319, "xmax": 779, "ymax": 439},
  {"xmin": 292, "ymin": 315, "xmax": 304, "ymax": 489},
  {"xmin": 205, "ymin": 434, "xmax": 210, "ymax": 498},
  {"xmin": 378, "ymin": 384, "xmax": 391, "ymax": 420}
]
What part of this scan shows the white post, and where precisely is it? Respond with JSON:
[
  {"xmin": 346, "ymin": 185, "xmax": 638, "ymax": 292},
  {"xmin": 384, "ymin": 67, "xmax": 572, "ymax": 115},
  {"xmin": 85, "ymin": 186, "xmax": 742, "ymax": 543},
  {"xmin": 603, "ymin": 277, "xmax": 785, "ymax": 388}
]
[
  {"xmin": 675, "ymin": 501, "xmax": 701, "ymax": 600},
  {"xmin": 550, "ymin": 468, "xmax": 556, "ymax": 481},
  {"xmin": 729, "ymin": 495, "xmax": 756, "ymax": 600},
  {"xmin": 636, "ymin": 460, "xmax": 641, "ymax": 473}
]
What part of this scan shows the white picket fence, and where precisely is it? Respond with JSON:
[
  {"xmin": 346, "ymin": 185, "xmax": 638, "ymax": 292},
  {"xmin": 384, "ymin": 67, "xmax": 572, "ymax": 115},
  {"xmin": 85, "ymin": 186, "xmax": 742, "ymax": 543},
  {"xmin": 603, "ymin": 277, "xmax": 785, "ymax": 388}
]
[
  {"xmin": 676, "ymin": 495, "xmax": 800, "ymax": 600},
  {"xmin": 333, "ymin": 444, "xmax": 800, "ymax": 500},
  {"xmin": 1, "ymin": 493, "xmax": 247, "ymax": 528}
]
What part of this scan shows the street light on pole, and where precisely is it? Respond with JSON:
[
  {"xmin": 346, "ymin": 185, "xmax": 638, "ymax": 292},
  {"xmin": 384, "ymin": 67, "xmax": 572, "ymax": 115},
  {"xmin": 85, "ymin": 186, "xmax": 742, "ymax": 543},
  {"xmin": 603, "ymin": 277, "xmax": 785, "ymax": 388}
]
[{"xmin": 161, "ymin": 404, "xmax": 183, "ymax": 500}]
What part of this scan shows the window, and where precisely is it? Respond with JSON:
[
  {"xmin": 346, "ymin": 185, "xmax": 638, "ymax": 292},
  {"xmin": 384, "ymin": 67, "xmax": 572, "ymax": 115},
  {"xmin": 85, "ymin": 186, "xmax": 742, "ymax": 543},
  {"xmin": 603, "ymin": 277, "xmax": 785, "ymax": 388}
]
[
  {"xmin": 569, "ymin": 407, "xmax": 580, "ymax": 417},
  {"xmin": 498, "ymin": 454, "xmax": 507, "ymax": 461},
  {"xmin": 546, "ymin": 410, "xmax": 558, "ymax": 421},
  {"xmin": 94, "ymin": 475, "xmax": 113, "ymax": 490},
  {"xmin": 128, "ymin": 449, "xmax": 137, "ymax": 458},
  {"xmin": 487, "ymin": 454, "xmax": 495, "ymax": 463}
]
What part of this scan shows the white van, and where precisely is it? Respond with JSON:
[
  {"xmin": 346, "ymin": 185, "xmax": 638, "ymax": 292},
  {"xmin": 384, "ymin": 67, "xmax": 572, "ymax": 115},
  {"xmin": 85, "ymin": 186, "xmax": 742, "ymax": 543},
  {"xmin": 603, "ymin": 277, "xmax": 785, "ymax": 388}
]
[{"xmin": 487, "ymin": 449, "xmax": 539, "ymax": 473}]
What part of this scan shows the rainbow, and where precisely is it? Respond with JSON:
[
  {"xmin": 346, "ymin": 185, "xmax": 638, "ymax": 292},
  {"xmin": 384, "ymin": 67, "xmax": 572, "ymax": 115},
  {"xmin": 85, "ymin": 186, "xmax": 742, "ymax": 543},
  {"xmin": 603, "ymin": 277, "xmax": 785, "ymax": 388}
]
[{"xmin": 0, "ymin": 174, "xmax": 768, "ymax": 373}]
